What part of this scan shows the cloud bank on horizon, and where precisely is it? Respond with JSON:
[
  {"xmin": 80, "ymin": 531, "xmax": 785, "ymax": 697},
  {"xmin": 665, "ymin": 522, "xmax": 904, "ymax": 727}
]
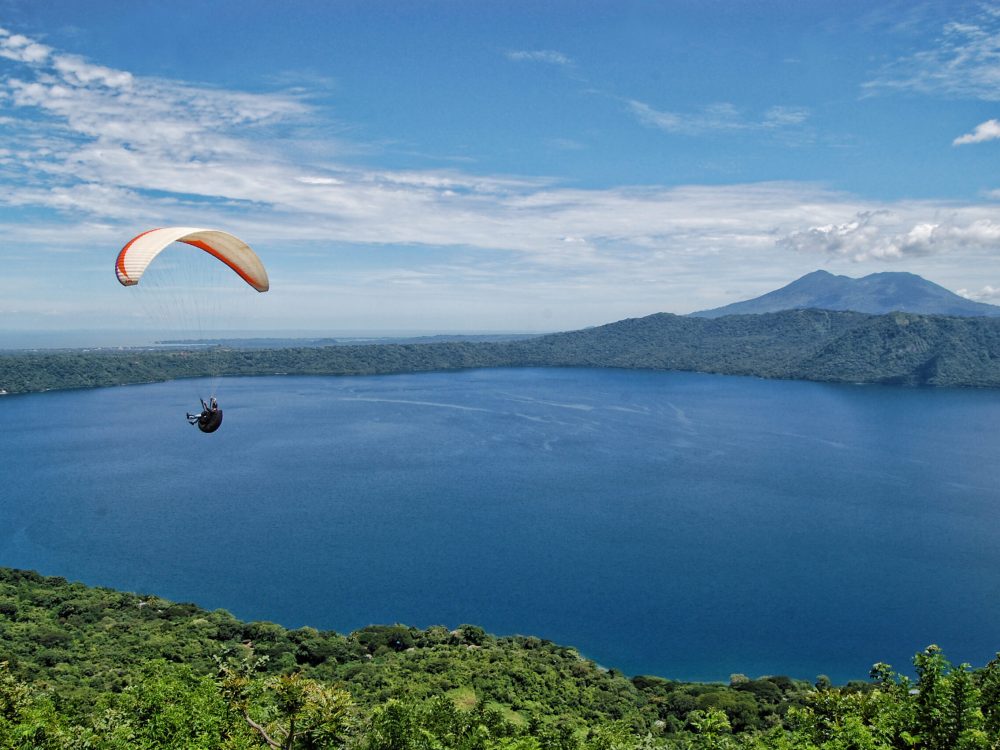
[{"xmin": 1, "ymin": 2, "xmax": 1000, "ymax": 338}]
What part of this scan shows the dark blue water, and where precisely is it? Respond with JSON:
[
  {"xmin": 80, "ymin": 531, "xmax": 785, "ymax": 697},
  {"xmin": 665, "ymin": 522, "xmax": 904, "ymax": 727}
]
[{"xmin": 2, "ymin": 368, "xmax": 999, "ymax": 683}]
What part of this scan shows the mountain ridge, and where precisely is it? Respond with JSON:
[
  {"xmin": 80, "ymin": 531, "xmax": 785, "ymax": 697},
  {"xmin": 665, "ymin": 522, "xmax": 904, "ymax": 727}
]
[{"xmin": 691, "ymin": 270, "xmax": 1000, "ymax": 318}]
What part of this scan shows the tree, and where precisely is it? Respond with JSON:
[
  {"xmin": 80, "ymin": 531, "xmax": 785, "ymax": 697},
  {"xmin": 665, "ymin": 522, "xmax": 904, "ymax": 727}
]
[
  {"xmin": 0, "ymin": 662, "xmax": 66, "ymax": 749},
  {"xmin": 975, "ymin": 652, "xmax": 1000, "ymax": 737},
  {"xmin": 948, "ymin": 664, "xmax": 988, "ymax": 750},
  {"xmin": 364, "ymin": 700, "xmax": 415, "ymax": 750},
  {"xmin": 92, "ymin": 661, "xmax": 234, "ymax": 749},
  {"xmin": 912, "ymin": 645, "xmax": 988, "ymax": 750},
  {"xmin": 685, "ymin": 708, "xmax": 736, "ymax": 750},
  {"xmin": 218, "ymin": 652, "xmax": 353, "ymax": 749}
]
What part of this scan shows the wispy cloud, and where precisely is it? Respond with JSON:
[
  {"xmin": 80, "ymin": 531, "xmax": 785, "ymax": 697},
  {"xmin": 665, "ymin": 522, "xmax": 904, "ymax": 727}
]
[
  {"xmin": 547, "ymin": 137, "xmax": 585, "ymax": 151},
  {"xmin": 0, "ymin": 26, "xmax": 989, "ymax": 267},
  {"xmin": 626, "ymin": 99, "xmax": 809, "ymax": 136},
  {"xmin": 864, "ymin": 5, "xmax": 1000, "ymax": 100},
  {"xmin": 505, "ymin": 49, "xmax": 573, "ymax": 66},
  {"xmin": 762, "ymin": 105, "xmax": 810, "ymax": 127},
  {"xmin": 3, "ymin": 25, "xmax": 1000, "ymax": 328},
  {"xmin": 954, "ymin": 118, "xmax": 1000, "ymax": 144}
]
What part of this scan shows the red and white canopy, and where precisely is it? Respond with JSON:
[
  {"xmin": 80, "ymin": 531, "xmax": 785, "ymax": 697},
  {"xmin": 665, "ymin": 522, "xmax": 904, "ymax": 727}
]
[{"xmin": 115, "ymin": 227, "xmax": 269, "ymax": 292}]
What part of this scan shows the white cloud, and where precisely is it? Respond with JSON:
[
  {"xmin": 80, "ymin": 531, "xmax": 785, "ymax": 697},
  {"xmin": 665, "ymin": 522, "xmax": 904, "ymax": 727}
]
[
  {"xmin": 628, "ymin": 99, "xmax": 735, "ymax": 135},
  {"xmin": 627, "ymin": 98, "xmax": 809, "ymax": 136},
  {"xmin": 762, "ymin": 105, "xmax": 810, "ymax": 127},
  {"xmin": 0, "ymin": 27, "xmax": 52, "ymax": 63},
  {"xmin": 865, "ymin": 7, "xmax": 1000, "ymax": 100},
  {"xmin": 1, "ymin": 183, "xmax": 161, "ymax": 219},
  {"xmin": 505, "ymin": 49, "xmax": 573, "ymax": 66},
  {"xmin": 51, "ymin": 55, "xmax": 133, "ymax": 88},
  {"xmin": 778, "ymin": 210, "xmax": 1000, "ymax": 261},
  {"xmin": 957, "ymin": 284, "xmax": 1000, "ymax": 301},
  {"xmin": 954, "ymin": 118, "xmax": 1000, "ymax": 144},
  {"xmin": 297, "ymin": 176, "xmax": 342, "ymax": 186}
]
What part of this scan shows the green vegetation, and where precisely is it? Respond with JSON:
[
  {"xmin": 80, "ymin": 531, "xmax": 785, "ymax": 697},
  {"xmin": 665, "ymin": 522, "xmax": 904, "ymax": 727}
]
[
  {"xmin": 1, "ymin": 568, "xmax": 999, "ymax": 748},
  {"xmin": 3, "ymin": 309, "xmax": 1000, "ymax": 396}
]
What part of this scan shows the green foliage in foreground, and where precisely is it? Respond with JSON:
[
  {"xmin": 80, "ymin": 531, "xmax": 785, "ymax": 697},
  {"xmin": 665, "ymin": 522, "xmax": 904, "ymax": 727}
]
[
  {"xmin": 4, "ymin": 309, "xmax": 1000, "ymax": 395},
  {"xmin": 1, "ymin": 569, "xmax": 1000, "ymax": 749}
]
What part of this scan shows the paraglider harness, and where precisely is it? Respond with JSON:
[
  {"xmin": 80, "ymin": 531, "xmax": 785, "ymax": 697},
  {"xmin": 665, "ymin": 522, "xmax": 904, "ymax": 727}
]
[{"xmin": 187, "ymin": 397, "xmax": 223, "ymax": 433}]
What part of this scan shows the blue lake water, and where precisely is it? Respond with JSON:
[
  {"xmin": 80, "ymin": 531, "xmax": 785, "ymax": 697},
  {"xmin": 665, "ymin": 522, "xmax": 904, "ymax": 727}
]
[{"xmin": 1, "ymin": 368, "xmax": 999, "ymax": 683}]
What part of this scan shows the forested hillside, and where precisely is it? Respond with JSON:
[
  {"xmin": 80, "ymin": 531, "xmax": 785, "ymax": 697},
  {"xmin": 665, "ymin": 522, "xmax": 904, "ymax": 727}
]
[
  {"xmin": 1, "ymin": 568, "xmax": 999, "ymax": 748},
  {"xmin": 3, "ymin": 309, "xmax": 1000, "ymax": 395}
]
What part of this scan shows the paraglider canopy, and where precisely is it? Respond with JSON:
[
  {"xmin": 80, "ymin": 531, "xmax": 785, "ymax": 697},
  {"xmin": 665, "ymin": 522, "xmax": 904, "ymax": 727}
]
[{"xmin": 115, "ymin": 227, "xmax": 269, "ymax": 292}]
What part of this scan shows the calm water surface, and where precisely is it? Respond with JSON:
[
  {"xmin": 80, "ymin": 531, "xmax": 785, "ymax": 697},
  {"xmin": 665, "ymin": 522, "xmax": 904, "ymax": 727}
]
[{"xmin": 1, "ymin": 368, "xmax": 999, "ymax": 682}]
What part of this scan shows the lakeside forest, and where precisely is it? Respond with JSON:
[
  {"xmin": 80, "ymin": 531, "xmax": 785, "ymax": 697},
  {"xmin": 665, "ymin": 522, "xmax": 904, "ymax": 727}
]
[
  {"xmin": 3, "ymin": 309, "xmax": 1000, "ymax": 395},
  {"xmin": 2, "ymin": 568, "xmax": 999, "ymax": 749}
]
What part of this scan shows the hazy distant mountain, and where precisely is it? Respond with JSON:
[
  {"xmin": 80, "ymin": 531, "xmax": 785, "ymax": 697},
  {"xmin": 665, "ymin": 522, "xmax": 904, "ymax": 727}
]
[{"xmin": 691, "ymin": 270, "xmax": 1000, "ymax": 318}]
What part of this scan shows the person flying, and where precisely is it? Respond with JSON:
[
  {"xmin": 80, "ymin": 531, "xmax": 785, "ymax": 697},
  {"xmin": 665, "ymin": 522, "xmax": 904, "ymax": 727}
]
[{"xmin": 186, "ymin": 397, "xmax": 223, "ymax": 433}]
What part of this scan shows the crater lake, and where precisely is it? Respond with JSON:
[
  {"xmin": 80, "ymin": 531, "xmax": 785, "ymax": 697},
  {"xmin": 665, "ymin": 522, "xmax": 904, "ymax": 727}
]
[{"xmin": 2, "ymin": 367, "xmax": 999, "ymax": 683}]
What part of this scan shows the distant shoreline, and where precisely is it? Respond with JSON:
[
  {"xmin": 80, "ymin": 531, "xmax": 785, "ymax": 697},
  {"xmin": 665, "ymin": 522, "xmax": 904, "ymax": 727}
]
[{"xmin": 3, "ymin": 308, "xmax": 1000, "ymax": 395}]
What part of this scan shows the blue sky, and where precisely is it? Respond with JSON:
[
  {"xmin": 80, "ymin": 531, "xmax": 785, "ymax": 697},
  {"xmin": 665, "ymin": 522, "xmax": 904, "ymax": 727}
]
[{"xmin": 2, "ymin": 0, "xmax": 1000, "ymax": 339}]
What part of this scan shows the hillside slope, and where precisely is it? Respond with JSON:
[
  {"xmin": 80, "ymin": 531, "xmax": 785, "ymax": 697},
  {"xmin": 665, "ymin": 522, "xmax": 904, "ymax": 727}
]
[
  {"xmin": 0, "ymin": 567, "xmax": 809, "ymax": 734},
  {"xmin": 2, "ymin": 568, "xmax": 999, "ymax": 749}
]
